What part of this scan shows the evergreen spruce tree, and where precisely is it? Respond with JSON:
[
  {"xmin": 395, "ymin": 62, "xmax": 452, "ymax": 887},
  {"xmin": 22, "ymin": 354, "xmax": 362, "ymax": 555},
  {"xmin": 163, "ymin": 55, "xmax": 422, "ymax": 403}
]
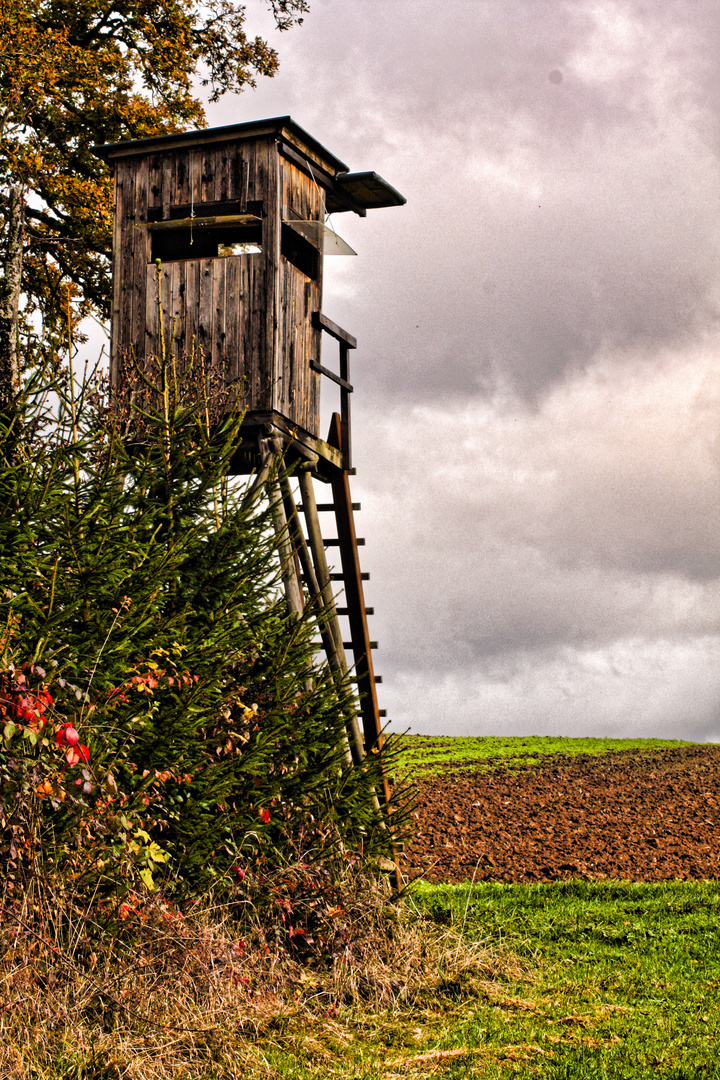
[{"xmin": 0, "ymin": 351, "xmax": 396, "ymax": 907}]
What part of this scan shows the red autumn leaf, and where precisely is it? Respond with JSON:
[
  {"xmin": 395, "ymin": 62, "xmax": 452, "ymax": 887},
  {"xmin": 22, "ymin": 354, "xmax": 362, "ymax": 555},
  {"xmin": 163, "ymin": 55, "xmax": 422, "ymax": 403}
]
[{"xmin": 258, "ymin": 808, "xmax": 271, "ymax": 824}]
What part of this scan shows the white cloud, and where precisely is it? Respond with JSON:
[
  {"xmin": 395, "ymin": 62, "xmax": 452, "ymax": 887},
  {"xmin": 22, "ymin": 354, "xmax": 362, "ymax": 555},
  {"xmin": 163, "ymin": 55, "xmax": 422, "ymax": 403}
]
[
  {"xmin": 382, "ymin": 636, "xmax": 720, "ymax": 740},
  {"xmin": 349, "ymin": 342, "xmax": 719, "ymax": 735}
]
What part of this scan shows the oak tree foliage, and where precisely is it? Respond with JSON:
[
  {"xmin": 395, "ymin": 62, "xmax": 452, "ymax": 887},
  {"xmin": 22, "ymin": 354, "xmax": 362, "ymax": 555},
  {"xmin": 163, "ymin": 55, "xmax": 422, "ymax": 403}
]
[{"xmin": 0, "ymin": 0, "xmax": 308, "ymax": 351}]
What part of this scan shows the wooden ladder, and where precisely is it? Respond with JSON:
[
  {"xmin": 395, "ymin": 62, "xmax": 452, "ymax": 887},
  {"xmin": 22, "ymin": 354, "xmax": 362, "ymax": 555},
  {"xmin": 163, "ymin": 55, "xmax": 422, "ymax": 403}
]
[
  {"xmin": 266, "ymin": 316, "xmax": 398, "ymax": 883},
  {"xmin": 275, "ymin": 418, "xmax": 390, "ymax": 797}
]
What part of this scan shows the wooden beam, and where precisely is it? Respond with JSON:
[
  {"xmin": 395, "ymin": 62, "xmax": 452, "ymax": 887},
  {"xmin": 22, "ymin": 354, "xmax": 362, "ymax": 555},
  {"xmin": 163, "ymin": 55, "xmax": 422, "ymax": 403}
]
[
  {"xmin": 147, "ymin": 214, "xmax": 261, "ymax": 230},
  {"xmin": 309, "ymin": 359, "xmax": 353, "ymax": 392},
  {"xmin": 312, "ymin": 310, "xmax": 357, "ymax": 348}
]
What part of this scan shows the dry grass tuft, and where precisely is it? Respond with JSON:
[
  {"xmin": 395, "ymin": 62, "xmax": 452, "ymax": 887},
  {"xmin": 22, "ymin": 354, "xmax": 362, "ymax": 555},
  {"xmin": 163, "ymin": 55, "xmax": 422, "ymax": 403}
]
[{"xmin": 0, "ymin": 865, "xmax": 519, "ymax": 1079}]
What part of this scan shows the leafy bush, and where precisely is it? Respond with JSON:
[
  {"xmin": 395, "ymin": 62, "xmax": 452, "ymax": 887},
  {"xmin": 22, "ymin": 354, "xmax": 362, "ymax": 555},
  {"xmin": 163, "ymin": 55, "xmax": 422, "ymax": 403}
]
[{"xmin": 0, "ymin": 355, "xmax": 398, "ymax": 915}]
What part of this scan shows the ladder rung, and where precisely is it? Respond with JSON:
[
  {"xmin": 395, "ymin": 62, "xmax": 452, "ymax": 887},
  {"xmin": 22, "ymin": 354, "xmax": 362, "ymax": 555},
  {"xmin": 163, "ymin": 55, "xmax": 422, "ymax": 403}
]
[
  {"xmin": 379, "ymin": 709, "xmax": 387, "ymax": 718},
  {"xmin": 336, "ymin": 607, "xmax": 373, "ymax": 615},
  {"xmin": 330, "ymin": 572, "xmax": 369, "ymax": 581},
  {"xmin": 324, "ymin": 538, "xmax": 364, "ymax": 546},
  {"xmin": 310, "ymin": 503, "xmax": 360, "ymax": 512},
  {"xmin": 349, "ymin": 675, "xmax": 382, "ymax": 684},
  {"xmin": 343, "ymin": 641, "xmax": 378, "ymax": 650}
]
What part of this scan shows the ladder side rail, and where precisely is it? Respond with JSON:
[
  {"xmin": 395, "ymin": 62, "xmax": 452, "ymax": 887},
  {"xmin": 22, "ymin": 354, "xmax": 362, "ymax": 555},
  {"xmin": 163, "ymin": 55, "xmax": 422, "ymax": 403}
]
[
  {"xmin": 328, "ymin": 415, "xmax": 387, "ymax": 768},
  {"xmin": 339, "ymin": 340, "xmax": 351, "ymax": 472},
  {"xmin": 297, "ymin": 470, "xmax": 347, "ymax": 663}
]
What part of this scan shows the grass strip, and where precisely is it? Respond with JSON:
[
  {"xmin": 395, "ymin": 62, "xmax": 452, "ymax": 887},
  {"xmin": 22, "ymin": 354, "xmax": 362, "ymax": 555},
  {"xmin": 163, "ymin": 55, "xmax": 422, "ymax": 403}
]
[{"xmin": 393, "ymin": 734, "xmax": 695, "ymax": 778}]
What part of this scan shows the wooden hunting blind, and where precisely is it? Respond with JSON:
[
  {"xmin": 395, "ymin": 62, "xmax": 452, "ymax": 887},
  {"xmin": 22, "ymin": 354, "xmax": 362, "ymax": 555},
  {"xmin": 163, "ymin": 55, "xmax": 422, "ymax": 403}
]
[
  {"xmin": 94, "ymin": 118, "xmax": 405, "ymax": 877},
  {"xmin": 93, "ymin": 115, "xmax": 404, "ymax": 472}
]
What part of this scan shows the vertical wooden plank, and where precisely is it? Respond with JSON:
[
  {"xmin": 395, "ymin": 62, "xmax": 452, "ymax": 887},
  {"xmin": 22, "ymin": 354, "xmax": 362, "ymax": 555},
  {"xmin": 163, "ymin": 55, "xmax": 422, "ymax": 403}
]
[
  {"xmin": 230, "ymin": 144, "xmax": 244, "ymax": 205},
  {"xmin": 216, "ymin": 145, "xmax": 230, "ymax": 203},
  {"xmin": 145, "ymin": 262, "xmax": 159, "ymax": 361},
  {"xmin": 252, "ymin": 252, "xmax": 264, "ymax": 414},
  {"xmin": 189, "ymin": 148, "xmax": 201, "ymax": 219},
  {"xmin": 200, "ymin": 147, "xmax": 214, "ymax": 205},
  {"xmin": 162, "ymin": 262, "xmax": 174, "ymax": 362},
  {"xmin": 247, "ymin": 136, "xmax": 260, "ymax": 204},
  {"xmin": 198, "ymin": 257, "xmax": 214, "ymax": 390},
  {"xmin": 173, "ymin": 149, "xmax": 190, "ymax": 210},
  {"xmin": 116, "ymin": 159, "xmax": 136, "ymax": 384},
  {"xmin": 184, "ymin": 259, "xmax": 199, "ymax": 375},
  {"xmin": 241, "ymin": 254, "xmax": 254, "ymax": 411},
  {"xmin": 162, "ymin": 153, "xmax": 171, "ymax": 220},
  {"xmin": 130, "ymin": 156, "xmax": 150, "ymax": 367},
  {"xmin": 148, "ymin": 154, "xmax": 163, "ymax": 216},
  {"xmin": 224, "ymin": 255, "xmax": 240, "ymax": 396},
  {"xmin": 167, "ymin": 260, "xmax": 182, "ymax": 364},
  {"xmin": 212, "ymin": 256, "xmax": 227, "ymax": 393},
  {"xmin": 291, "ymin": 266, "xmax": 301, "ymax": 424},
  {"xmin": 307, "ymin": 278, "xmax": 321, "ymax": 437}
]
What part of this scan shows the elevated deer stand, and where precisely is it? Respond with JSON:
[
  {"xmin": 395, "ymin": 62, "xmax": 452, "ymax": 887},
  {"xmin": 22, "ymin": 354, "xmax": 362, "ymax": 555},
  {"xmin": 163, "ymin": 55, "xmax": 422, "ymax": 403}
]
[{"xmin": 94, "ymin": 117, "xmax": 405, "ymax": 871}]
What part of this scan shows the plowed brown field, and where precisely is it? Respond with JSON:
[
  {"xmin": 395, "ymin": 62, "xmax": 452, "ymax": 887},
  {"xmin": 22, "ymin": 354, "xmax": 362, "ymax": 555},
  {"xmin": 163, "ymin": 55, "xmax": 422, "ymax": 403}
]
[{"xmin": 399, "ymin": 745, "xmax": 720, "ymax": 884}]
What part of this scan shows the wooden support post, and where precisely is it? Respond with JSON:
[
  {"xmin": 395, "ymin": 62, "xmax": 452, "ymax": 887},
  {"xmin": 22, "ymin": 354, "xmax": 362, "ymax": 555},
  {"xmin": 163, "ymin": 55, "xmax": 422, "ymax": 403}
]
[
  {"xmin": 298, "ymin": 471, "xmax": 346, "ymax": 660},
  {"xmin": 267, "ymin": 478, "xmax": 303, "ymax": 616},
  {"xmin": 241, "ymin": 431, "xmax": 281, "ymax": 512},
  {"xmin": 282, "ymin": 473, "xmax": 364, "ymax": 766}
]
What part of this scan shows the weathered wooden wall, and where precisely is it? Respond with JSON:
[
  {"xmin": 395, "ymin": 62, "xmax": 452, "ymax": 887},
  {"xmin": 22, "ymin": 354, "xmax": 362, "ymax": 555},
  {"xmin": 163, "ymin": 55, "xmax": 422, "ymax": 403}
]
[{"xmin": 111, "ymin": 136, "xmax": 324, "ymax": 437}]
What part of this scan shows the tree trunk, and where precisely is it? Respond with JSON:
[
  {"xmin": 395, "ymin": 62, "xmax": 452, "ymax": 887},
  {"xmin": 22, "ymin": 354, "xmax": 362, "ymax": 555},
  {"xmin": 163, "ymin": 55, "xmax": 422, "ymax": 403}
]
[{"xmin": 0, "ymin": 185, "xmax": 24, "ymax": 406}]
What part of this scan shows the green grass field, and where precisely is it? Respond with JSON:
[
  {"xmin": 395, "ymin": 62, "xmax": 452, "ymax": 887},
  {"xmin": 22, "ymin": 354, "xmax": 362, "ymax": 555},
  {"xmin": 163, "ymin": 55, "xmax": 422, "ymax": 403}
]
[
  {"xmin": 251, "ymin": 736, "xmax": 718, "ymax": 1079},
  {"xmin": 257, "ymin": 878, "xmax": 720, "ymax": 1078}
]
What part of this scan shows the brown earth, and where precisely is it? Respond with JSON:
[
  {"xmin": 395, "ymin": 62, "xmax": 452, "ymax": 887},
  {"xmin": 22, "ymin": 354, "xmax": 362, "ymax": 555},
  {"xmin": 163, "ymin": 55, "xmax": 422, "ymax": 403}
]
[{"xmin": 398, "ymin": 745, "xmax": 720, "ymax": 884}]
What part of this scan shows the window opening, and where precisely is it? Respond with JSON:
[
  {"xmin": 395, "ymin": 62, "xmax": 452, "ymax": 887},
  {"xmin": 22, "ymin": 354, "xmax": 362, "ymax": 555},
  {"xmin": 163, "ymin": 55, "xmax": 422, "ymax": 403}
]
[
  {"xmin": 150, "ymin": 223, "xmax": 262, "ymax": 262},
  {"xmin": 280, "ymin": 223, "xmax": 319, "ymax": 280}
]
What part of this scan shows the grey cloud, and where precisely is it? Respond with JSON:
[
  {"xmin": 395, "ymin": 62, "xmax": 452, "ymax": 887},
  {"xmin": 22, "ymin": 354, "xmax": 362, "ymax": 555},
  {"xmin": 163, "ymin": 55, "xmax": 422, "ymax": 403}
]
[
  {"xmin": 224, "ymin": 0, "xmax": 720, "ymax": 401},
  {"xmin": 350, "ymin": 347, "xmax": 719, "ymax": 682},
  {"xmin": 201, "ymin": 1, "xmax": 720, "ymax": 737}
]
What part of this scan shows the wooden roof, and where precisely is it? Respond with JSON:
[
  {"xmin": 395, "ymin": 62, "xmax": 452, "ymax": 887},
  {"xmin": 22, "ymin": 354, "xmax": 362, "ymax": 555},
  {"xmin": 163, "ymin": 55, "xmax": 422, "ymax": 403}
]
[
  {"xmin": 92, "ymin": 115, "xmax": 347, "ymax": 171},
  {"xmin": 92, "ymin": 116, "xmax": 405, "ymax": 215}
]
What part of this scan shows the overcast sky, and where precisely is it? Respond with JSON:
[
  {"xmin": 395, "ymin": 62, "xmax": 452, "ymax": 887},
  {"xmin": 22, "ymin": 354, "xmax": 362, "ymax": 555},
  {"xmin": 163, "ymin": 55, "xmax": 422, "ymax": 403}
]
[{"xmin": 203, "ymin": 0, "xmax": 720, "ymax": 740}]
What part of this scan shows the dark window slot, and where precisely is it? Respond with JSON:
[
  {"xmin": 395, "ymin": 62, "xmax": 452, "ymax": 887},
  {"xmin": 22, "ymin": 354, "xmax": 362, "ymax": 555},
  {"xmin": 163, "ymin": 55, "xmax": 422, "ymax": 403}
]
[
  {"xmin": 151, "ymin": 224, "xmax": 262, "ymax": 262},
  {"xmin": 281, "ymin": 222, "xmax": 319, "ymax": 280}
]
